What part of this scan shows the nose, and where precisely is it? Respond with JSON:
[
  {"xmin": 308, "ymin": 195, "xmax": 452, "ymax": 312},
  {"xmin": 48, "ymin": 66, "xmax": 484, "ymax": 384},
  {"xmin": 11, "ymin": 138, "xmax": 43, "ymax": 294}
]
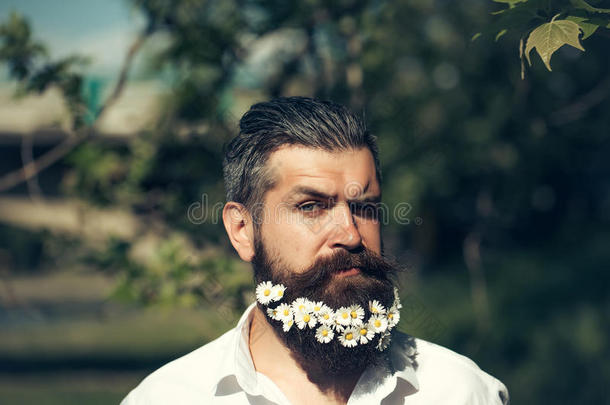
[{"xmin": 327, "ymin": 202, "xmax": 363, "ymax": 250}]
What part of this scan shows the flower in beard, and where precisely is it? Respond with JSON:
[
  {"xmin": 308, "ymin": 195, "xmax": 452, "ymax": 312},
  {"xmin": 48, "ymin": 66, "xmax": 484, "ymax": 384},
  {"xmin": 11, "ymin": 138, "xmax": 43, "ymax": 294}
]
[
  {"xmin": 292, "ymin": 297, "xmax": 312, "ymax": 314},
  {"xmin": 368, "ymin": 314, "xmax": 388, "ymax": 333},
  {"xmin": 335, "ymin": 306, "xmax": 352, "ymax": 326},
  {"xmin": 357, "ymin": 324, "xmax": 375, "ymax": 344},
  {"xmin": 271, "ymin": 283, "xmax": 286, "ymax": 302},
  {"xmin": 295, "ymin": 310, "xmax": 317, "ymax": 329},
  {"xmin": 256, "ymin": 281, "xmax": 275, "ymax": 305},
  {"xmin": 282, "ymin": 319, "xmax": 294, "ymax": 332},
  {"xmin": 315, "ymin": 325, "xmax": 334, "ymax": 343},
  {"xmin": 348, "ymin": 304, "xmax": 365, "ymax": 326},
  {"xmin": 369, "ymin": 300, "xmax": 386, "ymax": 315},
  {"xmin": 338, "ymin": 326, "xmax": 359, "ymax": 347},
  {"xmin": 310, "ymin": 301, "xmax": 324, "ymax": 316},
  {"xmin": 276, "ymin": 303, "xmax": 293, "ymax": 323},
  {"xmin": 267, "ymin": 307, "xmax": 280, "ymax": 320},
  {"xmin": 317, "ymin": 305, "xmax": 335, "ymax": 325},
  {"xmin": 387, "ymin": 305, "xmax": 400, "ymax": 328}
]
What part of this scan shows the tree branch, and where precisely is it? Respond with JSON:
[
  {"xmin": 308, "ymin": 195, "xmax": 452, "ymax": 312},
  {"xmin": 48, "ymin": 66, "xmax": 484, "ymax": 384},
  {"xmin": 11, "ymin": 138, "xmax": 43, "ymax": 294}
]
[{"xmin": 0, "ymin": 31, "xmax": 149, "ymax": 193}]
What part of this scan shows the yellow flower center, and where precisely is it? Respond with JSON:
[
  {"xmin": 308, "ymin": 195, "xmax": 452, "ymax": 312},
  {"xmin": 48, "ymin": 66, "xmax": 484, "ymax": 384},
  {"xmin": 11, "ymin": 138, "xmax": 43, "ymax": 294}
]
[
  {"xmin": 303, "ymin": 314, "xmax": 311, "ymax": 323},
  {"xmin": 272, "ymin": 310, "xmax": 277, "ymax": 316},
  {"xmin": 322, "ymin": 330, "xmax": 328, "ymax": 337},
  {"xmin": 299, "ymin": 304, "xmax": 305, "ymax": 311},
  {"xmin": 323, "ymin": 314, "xmax": 330, "ymax": 320},
  {"xmin": 346, "ymin": 333, "xmax": 353, "ymax": 341},
  {"xmin": 342, "ymin": 312, "xmax": 348, "ymax": 319},
  {"xmin": 278, "ymin": 290, "xmax": 283, "ymax": 296},
  {"xmin": 264, "ymin": 289, "xmax": 270, "ymax": 296},
  {"xmin": 350, "ymin": 311, "xmax": 358, "ymax": 319},
  {"xmin": 314, "ymin": 306, "xmax": 321, "ymax": 311},
  {"xmin": 374, "ymin": 319, "xmax": 381, "ymax": 327},
  {"xmin": 371, "ymin": 307, "xmax": 378, "ymax": 313},
  {"xmin": 283, "ymin": 309, "xmax": 290, "ymax": 316},
  {"xmin": 360, "ymin": 328, "xmax": 367, "ymax": 336},
  {"xmin": 388, "ymin": 313, "xmax": 394, "ymax": 319}
]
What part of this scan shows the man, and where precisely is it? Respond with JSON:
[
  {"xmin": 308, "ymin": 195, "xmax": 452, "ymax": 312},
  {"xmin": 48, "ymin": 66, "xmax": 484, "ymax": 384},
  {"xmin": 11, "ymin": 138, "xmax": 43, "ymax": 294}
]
[{"xmin": 122, "ymin": 97, "xmax": 509, "ymax": 404}]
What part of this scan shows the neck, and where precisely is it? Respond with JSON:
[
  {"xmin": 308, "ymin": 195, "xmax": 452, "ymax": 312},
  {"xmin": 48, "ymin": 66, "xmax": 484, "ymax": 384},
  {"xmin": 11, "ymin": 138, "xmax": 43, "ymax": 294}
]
[{"xmin": 248, "ymin": 306, "xmax": 362, "ymax": 404}]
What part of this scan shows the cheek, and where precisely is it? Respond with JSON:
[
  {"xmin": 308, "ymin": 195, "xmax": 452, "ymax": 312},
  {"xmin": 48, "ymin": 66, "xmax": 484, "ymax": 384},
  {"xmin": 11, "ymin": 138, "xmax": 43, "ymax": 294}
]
[{"xmin": 358, "ymin": 221, "xmax": 382, "ymax": 252}]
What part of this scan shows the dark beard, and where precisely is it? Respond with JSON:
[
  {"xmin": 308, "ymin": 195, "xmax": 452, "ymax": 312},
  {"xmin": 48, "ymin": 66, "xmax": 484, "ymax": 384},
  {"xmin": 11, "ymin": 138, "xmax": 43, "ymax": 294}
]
[{"xmin": 251, "ymin": 236, "xmax": 400, "ymax": 393}]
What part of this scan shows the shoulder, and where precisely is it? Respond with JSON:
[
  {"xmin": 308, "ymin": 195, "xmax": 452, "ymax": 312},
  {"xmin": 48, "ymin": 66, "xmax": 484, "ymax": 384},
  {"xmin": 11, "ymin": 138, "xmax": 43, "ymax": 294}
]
[
  {"xmin": 409, "ymin": 336, "xmax": 509, "ymax": 404},
  {"xmin": 121, "ymin": 327, "xmax": 236, "ymax": 405}
]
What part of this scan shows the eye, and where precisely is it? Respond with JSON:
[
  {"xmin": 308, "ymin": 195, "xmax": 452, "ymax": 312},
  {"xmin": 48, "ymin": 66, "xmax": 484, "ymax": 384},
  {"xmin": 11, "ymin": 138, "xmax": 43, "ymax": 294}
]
[{"xmin": 298, "ymin": 201, "xmax": 325, "ymax": 213}]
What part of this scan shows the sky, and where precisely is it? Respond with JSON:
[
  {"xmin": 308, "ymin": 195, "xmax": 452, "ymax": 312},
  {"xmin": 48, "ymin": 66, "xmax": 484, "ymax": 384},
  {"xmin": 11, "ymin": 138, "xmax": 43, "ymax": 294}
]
[{"xmin": 0, "ymin": 0, "xmax": 146, "ymax": 79}]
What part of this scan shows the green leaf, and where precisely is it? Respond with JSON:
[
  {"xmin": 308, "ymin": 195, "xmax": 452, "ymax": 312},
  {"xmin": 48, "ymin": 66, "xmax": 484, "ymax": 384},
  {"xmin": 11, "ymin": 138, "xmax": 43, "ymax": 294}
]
[
  {"xmin": 472, "ymin": 32, "xmax": 482, "ymax": 41},
  {"xmin": 494, "ymin": 0, "xmax": 529, "ymax": 7},
  {"xmin": 525, "ymin": 15, "xmax": 585, "ymax": 71},
  {"xmin": 570, "ymin": 0, "xmax": 610, "ymax": 14},
  {"xmin": 495, "ymin": 29, "xmax": 508, "ymax": 41},
  {"xmin": 566, "ymin": 16, "xmax": 599, "ymax": 39}
]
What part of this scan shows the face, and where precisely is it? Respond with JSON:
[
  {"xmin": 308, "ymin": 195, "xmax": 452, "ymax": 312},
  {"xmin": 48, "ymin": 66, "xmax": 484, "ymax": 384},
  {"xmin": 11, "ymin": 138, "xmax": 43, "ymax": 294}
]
[
  {"xmin": 255, "ymin": 145, "xmax": 383, "ymax": 272},
  {"xmin": 249, "ymin": 146, "xmax": 399, "ymax": 388}
]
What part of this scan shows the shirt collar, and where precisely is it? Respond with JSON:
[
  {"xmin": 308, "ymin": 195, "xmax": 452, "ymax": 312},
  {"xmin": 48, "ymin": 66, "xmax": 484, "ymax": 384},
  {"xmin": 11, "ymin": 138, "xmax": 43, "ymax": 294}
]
[{"xmin": 213, "ymin": 302, "xmax": 419, "ymax": 400}]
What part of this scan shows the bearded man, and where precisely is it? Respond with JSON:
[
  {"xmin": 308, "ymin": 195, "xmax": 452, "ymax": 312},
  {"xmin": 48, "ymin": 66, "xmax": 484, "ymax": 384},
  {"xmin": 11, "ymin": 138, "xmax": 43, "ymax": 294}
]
[{"xmin": 122, "ymin": 97, "xmax": 509, "ymax": 404}]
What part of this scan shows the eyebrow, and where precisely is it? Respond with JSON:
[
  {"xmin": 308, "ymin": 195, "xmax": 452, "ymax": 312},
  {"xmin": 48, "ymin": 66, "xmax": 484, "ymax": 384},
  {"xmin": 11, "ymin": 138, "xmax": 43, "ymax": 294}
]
[{"xmin": 287, "ymin": 184, "xmax": 381, "ymax": 203}]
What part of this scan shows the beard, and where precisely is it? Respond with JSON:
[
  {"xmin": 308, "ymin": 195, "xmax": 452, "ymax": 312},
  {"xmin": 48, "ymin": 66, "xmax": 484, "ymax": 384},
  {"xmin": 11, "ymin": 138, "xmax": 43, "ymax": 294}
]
[{"xmin": 251, "ymin": 234, "xmax": 401, "ymax": 392}]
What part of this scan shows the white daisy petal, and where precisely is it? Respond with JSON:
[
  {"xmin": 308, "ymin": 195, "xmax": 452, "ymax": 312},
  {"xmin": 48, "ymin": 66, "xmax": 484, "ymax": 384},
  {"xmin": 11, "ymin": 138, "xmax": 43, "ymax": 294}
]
[
  {"xmin": 368, "ymin": 314, "xmax": 388, "ymax": 333},
  {"xmin": 266, "ymin": 307, "xmax": 280, "ymax": 320},
  {"xmin": 282, "ymin": 319, "xmax": 294, "ymax": 332},
  {"xmin": 317, "ymin": 306, "xmax": 335, "ymax": 325},
  {"xmin": 271, "ymin": 284, "xmax": 286, "ymax": 302},
  {"xmin": 295, "ymin": 311, "xmax": 317, "ymax": 329},
  {"xmin": 338, "ymin": 326, "xmax": 359, "ymax": 347},
  {"xmin": 255, "ymin": 281, "xmax": 274, "ymax": 305},
  {"xmin": 276, "ymin": 303, "xmax": 293, "ymax": 323},
  {"xmin": 335, "ymin": 306, "xmax": 352, "ymax": 326},
  {"xmin": 292, "ymin": 297, "xmax": 312, "ymax": 314},
  {"xmin": 315, "ymin": 325, "xmax": 334, "ymax": 343},
  {"xmin": 387, "ymin": 306, "xmax": 400, "ymax": 328},
  {"xmin": 357, "ymin": 325, "xmax": 375, "ymax": 344},
  {"xmin": 369, "ymin": 299, "xmax": 386, "ymax": 315},
  {"xmin": 348, "ymin": 304, "xmax": 365, "ymax": 326}
]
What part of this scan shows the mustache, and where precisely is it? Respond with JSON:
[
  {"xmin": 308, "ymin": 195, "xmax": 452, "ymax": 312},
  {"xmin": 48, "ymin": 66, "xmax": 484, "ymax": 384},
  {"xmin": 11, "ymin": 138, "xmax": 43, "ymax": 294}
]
[{"xmin": 271, "ymin": 246, "xmax": 399, "ymax": 299}]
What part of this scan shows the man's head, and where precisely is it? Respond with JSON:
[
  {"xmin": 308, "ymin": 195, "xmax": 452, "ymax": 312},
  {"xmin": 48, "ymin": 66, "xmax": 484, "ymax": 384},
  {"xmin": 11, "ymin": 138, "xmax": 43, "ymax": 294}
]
[{"xmin": 221, "ymin": 97, "xmax": 400, "ymax": 389}]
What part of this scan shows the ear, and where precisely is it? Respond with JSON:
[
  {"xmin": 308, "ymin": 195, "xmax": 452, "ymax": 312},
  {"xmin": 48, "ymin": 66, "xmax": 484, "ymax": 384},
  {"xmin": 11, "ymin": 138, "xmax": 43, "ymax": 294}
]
[{"xmin": 222, "ymin": 201, "xmax": 255, "ymax": 262}]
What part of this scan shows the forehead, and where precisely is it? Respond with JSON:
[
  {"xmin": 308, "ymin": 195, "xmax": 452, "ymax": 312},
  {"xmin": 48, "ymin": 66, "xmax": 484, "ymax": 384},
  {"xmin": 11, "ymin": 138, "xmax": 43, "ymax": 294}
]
[{"xmin": 265, "ymin": 145, "xmax": 380, "ymax": 198}]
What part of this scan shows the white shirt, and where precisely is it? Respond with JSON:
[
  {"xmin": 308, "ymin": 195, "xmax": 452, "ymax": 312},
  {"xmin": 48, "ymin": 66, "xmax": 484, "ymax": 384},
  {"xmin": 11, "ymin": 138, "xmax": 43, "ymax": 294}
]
[{"xmin": 122, "ymin": 303, "xmax": 509, "ymax": 405}]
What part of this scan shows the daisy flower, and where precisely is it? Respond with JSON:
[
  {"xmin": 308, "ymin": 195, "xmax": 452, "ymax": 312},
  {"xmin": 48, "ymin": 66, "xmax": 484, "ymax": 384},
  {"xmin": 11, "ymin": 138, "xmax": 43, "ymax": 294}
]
[
  {"xmin": 338, "ymin": 326, "xmax": 359, "ymax": 347},
  {"xmin": 282, "ymin": 319, "xmax": 294, "ymax": 332},
  {"xmin": 291, "ymin": 297, "xmax": 312, "ymax": 314},
  {"xmin": 310, "ymin": 301, "xmax": 324, "ymax": 315},
  {"xmin": 266, "ymin": 307, "xmax": 280, "ymax": 320},
  {"xmin": 335, "ymin": 306, "xmax": 352, "ymax": 326},
  {"xmin": 276, "ymin": 303, "xmax": 293, "ymax": 323},
  {"xmin": 357, "ymin": 325, "xmax": 375, "ymax": 344},
  {"xmin": 387, "ymin": 306, "xmax": 401, "ymax": 328},
  {"xmin": 348, "ymin": 304, "xmax": 365, "ymax": 326},
  {"xmin": 256, "ymin": 281, "xmax": 274, "ymax": 305},
  {"xmin": 317, "ymin": 306, "xmax": 335, "ymax": 325},
  {"xmin": 271, "ymin": 284, "xmax": 286, "ymax": 302},
  {"xmin": 295, "ymin": 311, "xmax": 318, "ymax": 329},
  {"xmin": 315, "ymin": 325, "xmax": 334, "ymax": 343},
  {"xmin": 368, "ymin": 314, "xmax": 388, "ymax": 333},
  {"xmin": 369, "ymin": 300, "xmax": 386, "ymax": 315}
]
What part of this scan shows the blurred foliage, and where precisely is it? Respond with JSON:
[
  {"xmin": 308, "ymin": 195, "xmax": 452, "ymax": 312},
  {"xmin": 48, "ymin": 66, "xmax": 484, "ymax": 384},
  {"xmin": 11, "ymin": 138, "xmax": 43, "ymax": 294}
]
[{"xmin": 2, "ymin": 0, "xmax": 610, "ymax": 403}]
